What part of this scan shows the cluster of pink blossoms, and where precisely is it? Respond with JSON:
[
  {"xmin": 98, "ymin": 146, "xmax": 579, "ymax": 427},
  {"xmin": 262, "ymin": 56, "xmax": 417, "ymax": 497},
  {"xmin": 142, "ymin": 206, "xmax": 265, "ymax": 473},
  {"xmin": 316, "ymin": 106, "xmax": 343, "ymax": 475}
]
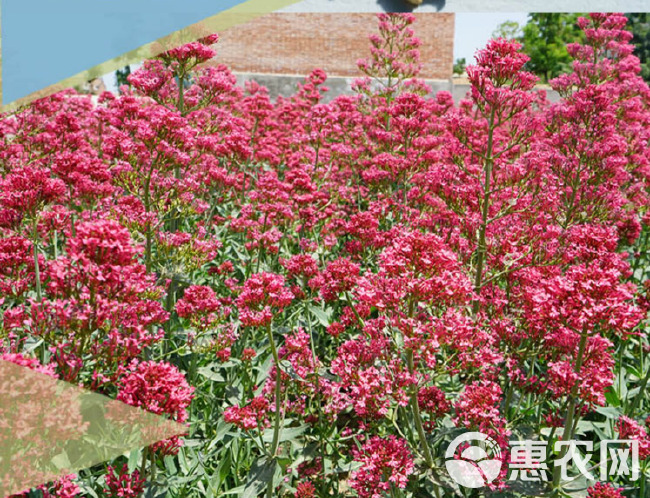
[
  {"xmin": 104, "ymin": 466, "xmax": 145, "ymax": 498},
  {"xmin": 349, "ymin": 436, "xmax": 415, "ymax": 498},
  {"xmin": 587, "ymin": 482, "xmax": 625, "ymax": 498},
  {"xmin": 223, "ymin": 395, "xmax": 271, "ymax": 431},
  {"xmin": 116, "ymin": 360, "xmax": 194, "ymax": 454},
  {"xmin": 235, "ymin": 272, "xmax": 294, "ymax": 327},
  {"xmin": 616, "ymin": 415, "xmax": 650, "ymax": 460}
]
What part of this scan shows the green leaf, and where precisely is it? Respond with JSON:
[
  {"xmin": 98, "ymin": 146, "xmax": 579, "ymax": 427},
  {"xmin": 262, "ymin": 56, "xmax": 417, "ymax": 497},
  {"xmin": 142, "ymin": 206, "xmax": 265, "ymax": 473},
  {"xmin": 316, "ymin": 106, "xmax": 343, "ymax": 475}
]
[
  {"xmin": 197, "ymin": 366, "xmax": 225, "ymax": 382},
  {"xmin": 178, "ymin": 447, "xmax": 190, "ymax": 474},
  {"xmin": 214, "ymin": 419, "xmax": 232, "ymax": 442},
  {"xmin": 589, "ymin": 421, "xmax": 610, "ymax": 442},
  {"xmin": 614, "ymin": 367, "xmax": 628, "ymax": 401},
  {"xmin": 241, "ymin": 458, "xmax": 279, "ymax": 498},
  {"xmin": 127, "ymin": 449, "xmax": 141, "ymax": 474},
  {"xmin": 50, "ymin": 451, "xmax": 72, "ymax": 471},
  {"xmin": 222, "ymin": 484, "xmax": 246, "ymax": 496},
  {"xmin": 309, "ymin": 305, "xmax": 331, "ymax": 327},
  {"xmin": 574, "ymin": 420, "xmax": 600, "ymax": 436},
  {"xmin": 76, "ymin": 483, "xmax": 99, "ymax": 498},
  {"xmin": 561, "ymin": 472, "xmax": 592, "ymax": 497},
  {"xmin": 604, "ymin": 388, "xmax": 620, "ymax": 407},
  {"xmin": 217, "ymin": 452, "xmax": 231, "ymax": 488},
  {"xmin": 164, "ymin": 455, "xmax": 178, "ymax": 475},
  {"xmin": 261, "ymin": 424, "xmax": 308, "ymax": 444},
  {"xmin": 225, "ymin": 384, "xmax": 241, "ymax": 404},
  {"xmin": 627, "ymin": 364, "xmax": 642, "ymax": 380},
  {"xmin": 595, "ymin": 406, "xmax": 622, "ymax": 419}
]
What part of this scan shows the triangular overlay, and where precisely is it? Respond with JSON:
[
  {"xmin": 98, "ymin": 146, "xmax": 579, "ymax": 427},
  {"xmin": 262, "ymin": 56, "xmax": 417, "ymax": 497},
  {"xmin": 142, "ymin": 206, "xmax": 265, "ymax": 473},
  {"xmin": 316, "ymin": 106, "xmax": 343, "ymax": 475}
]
[
  {"xmin": 1, "ymin": 0, "xmax": 303, "ymax": 109},
  {"xmin": 0, "ymin": 359, "xmax": 185, "ymax": 496}
]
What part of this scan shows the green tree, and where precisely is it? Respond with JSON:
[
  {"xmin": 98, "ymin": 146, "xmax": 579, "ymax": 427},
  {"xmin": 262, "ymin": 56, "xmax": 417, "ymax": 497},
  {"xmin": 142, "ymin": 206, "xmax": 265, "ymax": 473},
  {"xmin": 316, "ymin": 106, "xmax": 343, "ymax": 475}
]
[
  {"xmin": 115, "ymin": 65, "xmax": 131, "ymax": 91},
  {"xmin": 520, "ymin": 13, "xmax": 585, "ymax": 82},
  {"xmin": 626, "ymin": 13, "xmax": 650, "ymax": 81},
  {"xmin": 453, "ymin": 57, "xmax": 466, "ymax": 75},
  {"xmin": 493, "ymin": 20, "xmax": 522, "ymax": 40}
]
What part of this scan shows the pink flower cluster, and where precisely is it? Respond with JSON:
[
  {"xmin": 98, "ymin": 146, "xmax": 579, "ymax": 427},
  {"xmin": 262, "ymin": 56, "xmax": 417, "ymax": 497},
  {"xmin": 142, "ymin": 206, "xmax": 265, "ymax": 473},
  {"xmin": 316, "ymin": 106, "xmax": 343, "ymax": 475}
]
[
  {"xmin": 116, "ymin": 360, "xmax": 194, "ymax": 454},
  {"xmin": 223, "ymin": 396, "xmax": 271, "ymax": 431},
  {"xmin": 104, "ymin": 465, "xmax": 145, "ymax": 498},
  {"xmin": 236, "ymin": 272, "xmax": 294, "ymax": 327},
  {"xmin": 349, "ymin": 436, "xmax": 414, "ymax": 498}
]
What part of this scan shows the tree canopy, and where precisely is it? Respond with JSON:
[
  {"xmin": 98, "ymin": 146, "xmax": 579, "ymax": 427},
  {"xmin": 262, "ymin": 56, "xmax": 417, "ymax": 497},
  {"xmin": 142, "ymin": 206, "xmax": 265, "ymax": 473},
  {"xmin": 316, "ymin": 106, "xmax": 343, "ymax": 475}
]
[
  {"xmin": 519, "ymin": 13, "xmax": 585, "ymax": 82},
  {"xmin": 503, "ymin": 13, "xmax": 650, "ymax": 83},
  {"xmin": 626, "ymin": 13, "xmax": 650, "ymax": 81}
]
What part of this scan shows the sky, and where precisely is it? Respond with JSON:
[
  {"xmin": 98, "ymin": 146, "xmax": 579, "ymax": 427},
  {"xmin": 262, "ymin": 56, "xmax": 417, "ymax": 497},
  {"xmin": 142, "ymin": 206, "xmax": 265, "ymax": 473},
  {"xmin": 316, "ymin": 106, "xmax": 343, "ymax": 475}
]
[
  {"xmin": 454, "ymin": 12, "xmax": 530, "ymax": 64},
  {"xmin": 104, "ymin": 12, "xmax": 532, "ymax": 92}
]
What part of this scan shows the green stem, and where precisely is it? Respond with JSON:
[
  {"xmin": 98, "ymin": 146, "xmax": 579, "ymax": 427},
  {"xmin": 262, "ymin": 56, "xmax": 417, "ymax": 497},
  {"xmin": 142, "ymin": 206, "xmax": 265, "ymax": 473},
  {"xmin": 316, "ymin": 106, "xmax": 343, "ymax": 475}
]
[
  {"xmin": 406, "ymin": 349, "xmax": 433, "ymax": 468},
  {"xmin": 163, "ymin": 277, "xmax": 177, "ymax": 355},
  {"xmin": 628, "ymin": 362, "xmax": 650, "ymax": 416},
  {"xmin": 145, "ymin": 227, "xmax": 152, "ymax": 272},
  {"xmin": 640, "ymin": 461, "xmax": 647, "ymax": 498},
  {"xmin": 32, "ymin": 219, "xmax": 42, "ymax": 302},
  {"xmin": 503, "ymin": 383, "xmax": 514, "ymax": 418},
  {"xmin": 305, "ymin": 303, "xmax": 328, "ymax": 496},
  {"xmin": 472, "ymin": 107, "xmax": 497, "ymax": 315},
  {"xmin": 139, "ymin": 447, "xmax": 149, "ymax": 495},
  {"xmin": 552, "ymin": 329, "xmax": 589, "ymax": 491},
  {"xmin": 265, "ymin": 324, "xmax": 283, "ymax": 498},
  {"xmin": 177, "ymin": 70, "xmax": 186, "ymax": 116},
  {"xmin": 143, "ymin": 172, "xmax": 153, "ymax": 271},
  {"xmin": 149, "ymin": 448, "xmax": 157, "ymax": 485}
]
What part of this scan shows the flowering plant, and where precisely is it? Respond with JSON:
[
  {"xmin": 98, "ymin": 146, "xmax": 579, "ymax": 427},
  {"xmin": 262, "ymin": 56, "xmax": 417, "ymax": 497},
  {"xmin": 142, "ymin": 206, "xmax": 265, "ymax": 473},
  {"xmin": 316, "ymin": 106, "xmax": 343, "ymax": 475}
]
[{"xmin": 2, "ymin": 12, "xmax": 650, "ymax": 498}]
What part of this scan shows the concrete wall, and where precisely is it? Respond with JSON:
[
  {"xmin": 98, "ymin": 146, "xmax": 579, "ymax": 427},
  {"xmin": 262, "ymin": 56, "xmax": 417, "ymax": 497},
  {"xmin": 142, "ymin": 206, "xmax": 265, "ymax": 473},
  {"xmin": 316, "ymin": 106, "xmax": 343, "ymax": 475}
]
[
  {"xmin": 451, "ymin": 83, "xmax": 561, "ymax": 103},
  {"xmin": 234, "ymin": 72, "xmax": 453, "ymax": 102},
  {"xmin": 213, "ymin": 13, "xmax": 455, "ymax": 80},
  {"xmin": 233, "ymin": 72, "xmax": 560, "ymax": 104}
]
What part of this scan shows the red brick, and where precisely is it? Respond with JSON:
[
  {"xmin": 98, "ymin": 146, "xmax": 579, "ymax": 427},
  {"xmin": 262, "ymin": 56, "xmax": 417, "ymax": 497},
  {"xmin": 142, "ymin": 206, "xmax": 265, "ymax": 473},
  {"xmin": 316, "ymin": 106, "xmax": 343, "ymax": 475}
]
[{"xmin": 212, "ymin": 13, "xmax": 455, "ymax": 80}]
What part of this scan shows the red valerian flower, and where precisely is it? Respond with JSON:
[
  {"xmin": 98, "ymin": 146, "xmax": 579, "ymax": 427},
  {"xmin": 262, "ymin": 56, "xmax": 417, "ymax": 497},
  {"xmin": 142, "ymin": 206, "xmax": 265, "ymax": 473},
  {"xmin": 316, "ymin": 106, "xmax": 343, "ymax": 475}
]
[
  {"xmin": 1, "ymin": 352, "xmax": 57, "ymax": 378},
  {"xmin": 0, "ymin": 167, "xmax": 66, "ymax": 216},
  {"xmin": 349, "ymin": 435, "xmax": 414, "ymax": 498},
  {"xmin": 318, "ymin": 258, "xmax": 360, "ymax": 302},
  {"xmin": 418, "ymin": 385, "xmax": 451, "ymax": 419},
  {"xmin": 616, "ymin": 415, "xmax": 650, "ymax": 460},
  {"xmin": 356, "ymin": 231, "xmax": 473, "ymax": 310},
  {"xmin": 104, "ymin": 465, "xmax": 145, "ymax": 498},
  {"xmin": 224, "ymin": 396, "xmax": 271, "ymax": 431},
  {"xmin": 0, "ymin": 236, "xmax": 35, "ymax": 297},
  {"xmin": 116, "ymin": 360, "xmax": 194, "ymax": 455},
  {"xmin": 294, "ymin": 481, "xmax": 316, "ymax": 498},
  {"xmin": 176, "ymin": 284, "xmax": 222, "ymax": 330},
  {"xmin": 236, "ymin": 272, "xmax": 294, "ymax": 327},
  {"xmin": 454, "ymin": 380, "xmax": 510, "ymax": 446},
  {"xmin": 586, "ymin": 482, "xmax": 624, "ymax": 498}
]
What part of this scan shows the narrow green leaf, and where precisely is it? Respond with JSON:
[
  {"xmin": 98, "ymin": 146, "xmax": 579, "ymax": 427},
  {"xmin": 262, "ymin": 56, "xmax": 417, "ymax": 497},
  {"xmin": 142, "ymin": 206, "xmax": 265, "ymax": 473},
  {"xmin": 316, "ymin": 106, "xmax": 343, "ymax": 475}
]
[
  {"xmin": 197, "ymin": 366, "xmax": 225, "ymax": 382},
  {"xmin": 241, "ymin": 458, "xmax": 279, "ymax": 498},
  {"xmin": 309, "ymin": 305, "xmax": 331, "ymax": 327}
]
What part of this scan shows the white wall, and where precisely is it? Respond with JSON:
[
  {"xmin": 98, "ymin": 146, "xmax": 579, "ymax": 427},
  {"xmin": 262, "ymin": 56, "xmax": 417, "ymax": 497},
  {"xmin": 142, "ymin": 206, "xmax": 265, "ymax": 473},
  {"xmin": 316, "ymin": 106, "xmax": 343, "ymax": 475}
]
[{"xmin": 280, "ymin": 0, "xmax": 650, "ymax": 12}]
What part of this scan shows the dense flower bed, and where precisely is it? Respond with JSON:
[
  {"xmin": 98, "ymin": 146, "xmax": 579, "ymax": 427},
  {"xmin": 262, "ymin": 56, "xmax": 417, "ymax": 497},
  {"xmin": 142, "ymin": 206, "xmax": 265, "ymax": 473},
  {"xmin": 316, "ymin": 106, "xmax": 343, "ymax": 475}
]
[{"xmin": 2, "ymin": 12, "xmax": 650, "ymax": 498}]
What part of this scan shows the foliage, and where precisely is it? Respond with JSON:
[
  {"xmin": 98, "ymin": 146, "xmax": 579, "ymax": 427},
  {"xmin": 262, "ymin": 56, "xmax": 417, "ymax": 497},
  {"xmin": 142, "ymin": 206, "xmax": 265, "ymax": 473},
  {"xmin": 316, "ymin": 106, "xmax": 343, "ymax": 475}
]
[
  {"xmin": 626, "ymin": 13, "xmax": 650, "ymax": 82},
  {"xmin": 492, "ymin": 20, "xmax": 522, "ymax": 40},
  {"xmin": 519, "ymin": 13, "xmax": 585, "ymax": 82},
  {"xmin": 114, "ymin": 65, "xmax": 131, "ymax": 91},
  {"xmin": 1, "ymin": 12, "xmax": 650, "ymax": 498},
  {"xmin": 453, "ymin": 57, "xmax": 466, "ymax": 75}
]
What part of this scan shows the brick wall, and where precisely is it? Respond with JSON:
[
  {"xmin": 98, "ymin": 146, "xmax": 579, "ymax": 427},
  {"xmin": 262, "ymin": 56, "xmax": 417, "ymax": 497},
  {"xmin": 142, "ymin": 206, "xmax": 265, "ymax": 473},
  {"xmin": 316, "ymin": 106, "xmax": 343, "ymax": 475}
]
[{"xmin": 212, "ymin": 13, "xmax": 455, "ymax": 80}]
